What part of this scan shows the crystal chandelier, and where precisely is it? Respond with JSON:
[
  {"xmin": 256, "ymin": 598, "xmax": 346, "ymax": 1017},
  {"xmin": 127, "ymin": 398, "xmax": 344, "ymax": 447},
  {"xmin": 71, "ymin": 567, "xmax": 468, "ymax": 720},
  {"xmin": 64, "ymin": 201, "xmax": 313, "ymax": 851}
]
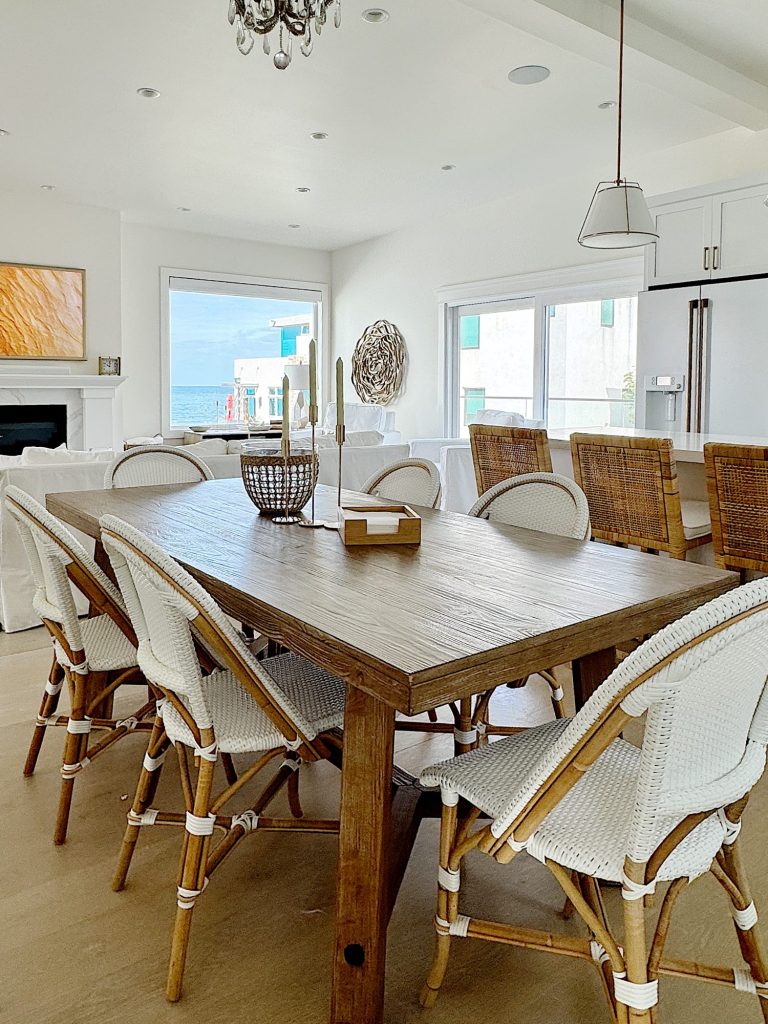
[{"xmin": 228, "ymin": 1, "xmax": 341, "ymax": 70}]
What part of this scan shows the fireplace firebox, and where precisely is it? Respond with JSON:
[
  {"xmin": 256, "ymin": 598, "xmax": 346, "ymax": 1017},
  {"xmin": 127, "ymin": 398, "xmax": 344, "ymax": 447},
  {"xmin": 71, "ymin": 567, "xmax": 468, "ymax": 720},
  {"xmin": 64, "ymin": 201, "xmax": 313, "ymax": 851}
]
[{"xmin": 0, "ymin": 405, "xmax": 67, "ymax": 455}]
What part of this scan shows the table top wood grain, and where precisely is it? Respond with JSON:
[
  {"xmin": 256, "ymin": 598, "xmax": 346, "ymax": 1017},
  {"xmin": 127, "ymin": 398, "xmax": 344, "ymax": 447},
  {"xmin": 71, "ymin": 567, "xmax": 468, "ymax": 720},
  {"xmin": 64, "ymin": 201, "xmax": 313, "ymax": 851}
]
[{"xmin": 47, "ymin": 479, "xmax": 737, "ymax": 715}]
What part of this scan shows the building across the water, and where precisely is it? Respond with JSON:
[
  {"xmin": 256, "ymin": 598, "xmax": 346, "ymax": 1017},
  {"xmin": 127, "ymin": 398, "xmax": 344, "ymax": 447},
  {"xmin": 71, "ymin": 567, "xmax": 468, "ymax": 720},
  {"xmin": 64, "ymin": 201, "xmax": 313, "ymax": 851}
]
[{"xmin": 230, "ymin": 314, "xmax": 312, "ymax": 424}]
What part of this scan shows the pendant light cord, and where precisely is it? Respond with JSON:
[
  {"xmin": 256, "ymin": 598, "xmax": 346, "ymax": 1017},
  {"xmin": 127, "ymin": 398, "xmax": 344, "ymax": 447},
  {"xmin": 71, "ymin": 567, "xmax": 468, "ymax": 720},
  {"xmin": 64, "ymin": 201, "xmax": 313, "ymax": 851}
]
[{"xmin": 616, "ymin": 0, "xmax": 625, "ymax": 185}]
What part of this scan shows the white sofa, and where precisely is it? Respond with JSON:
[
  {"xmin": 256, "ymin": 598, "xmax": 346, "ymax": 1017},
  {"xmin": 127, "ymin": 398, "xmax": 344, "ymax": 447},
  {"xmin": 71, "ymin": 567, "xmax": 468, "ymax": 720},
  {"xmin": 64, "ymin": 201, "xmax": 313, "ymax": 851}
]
[{"xmin": 1, "ymin": 442, "xmax": 411, "ymax": 631}]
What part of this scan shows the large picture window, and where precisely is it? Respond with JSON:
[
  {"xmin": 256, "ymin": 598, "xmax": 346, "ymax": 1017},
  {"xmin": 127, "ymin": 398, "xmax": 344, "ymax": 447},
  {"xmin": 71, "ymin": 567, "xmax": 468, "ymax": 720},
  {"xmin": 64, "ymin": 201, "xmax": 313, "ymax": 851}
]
[
  {"xmin": 443, "ymin": 266, "xmax": 640, "ymax": 436},
  {"xmin": 163, "ymin": 271, "xmax": 325, "ymax": 435}
]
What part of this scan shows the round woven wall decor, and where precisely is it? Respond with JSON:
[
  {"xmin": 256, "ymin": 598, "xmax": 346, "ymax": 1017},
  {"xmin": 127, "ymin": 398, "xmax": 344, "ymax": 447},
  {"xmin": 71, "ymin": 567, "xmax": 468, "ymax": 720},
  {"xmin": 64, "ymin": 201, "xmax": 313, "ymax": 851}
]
[{"xmin": 351, "ymin": 320, "xmax": 406, "ymax": 405}]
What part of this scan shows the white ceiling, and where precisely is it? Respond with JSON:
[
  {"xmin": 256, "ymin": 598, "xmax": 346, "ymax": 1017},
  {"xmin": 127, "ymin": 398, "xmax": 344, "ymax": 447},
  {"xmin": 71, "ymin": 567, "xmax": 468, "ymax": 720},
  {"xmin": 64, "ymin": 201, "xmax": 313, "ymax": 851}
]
[{"xmin": 0, "ymin": 0, "xmax": 760, "ymax": 251}]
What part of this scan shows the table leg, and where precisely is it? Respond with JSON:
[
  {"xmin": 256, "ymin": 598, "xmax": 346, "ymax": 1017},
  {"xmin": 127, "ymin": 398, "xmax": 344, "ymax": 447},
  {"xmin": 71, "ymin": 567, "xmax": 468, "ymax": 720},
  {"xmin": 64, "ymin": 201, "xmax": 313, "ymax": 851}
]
[
  {"xmin": 572, "ymin": 647, "xmax": 616, "ymax": 709},
  {"xmin": 331, "ymin": 685, "xmax": 395, "ymax": 1024}
]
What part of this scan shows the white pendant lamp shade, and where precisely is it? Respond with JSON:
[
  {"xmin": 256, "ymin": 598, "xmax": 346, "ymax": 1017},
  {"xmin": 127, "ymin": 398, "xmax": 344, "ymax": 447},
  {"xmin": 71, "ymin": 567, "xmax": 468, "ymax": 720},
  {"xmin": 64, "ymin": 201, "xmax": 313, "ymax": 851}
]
[
  {"xmin": 284, "ymin": 363, "xmax": 310, "ymax": 390},
  {"xmin": 579, "ymin": 180, "xmax": 658, "ymax": 249}
]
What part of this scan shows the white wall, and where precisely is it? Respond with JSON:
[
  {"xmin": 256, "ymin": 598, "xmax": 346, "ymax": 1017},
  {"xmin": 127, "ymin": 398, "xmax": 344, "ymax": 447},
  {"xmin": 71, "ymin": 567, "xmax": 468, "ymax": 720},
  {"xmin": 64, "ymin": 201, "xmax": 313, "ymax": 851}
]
[
  {"xmin": 0, "ymin": 192, "xmax": 122, "ymax": 375},
  {"xmin": 331, "ymin": 126, "xmax": 768, "ymax": 441},
  {"xmin": 120, "ymin": 223, "xmax": 331, "ymax": 437}
]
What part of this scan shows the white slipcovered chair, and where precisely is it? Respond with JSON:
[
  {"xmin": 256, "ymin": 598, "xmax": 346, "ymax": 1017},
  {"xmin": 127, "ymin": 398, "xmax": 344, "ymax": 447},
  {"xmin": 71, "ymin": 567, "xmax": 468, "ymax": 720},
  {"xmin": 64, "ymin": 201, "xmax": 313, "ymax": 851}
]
[
  {"xmin": 420, "ymin": 579, "xmax": 768, "ymax": 1023},
  {"xmin": 361, "ymin": 458, "xmax": 442, "ymax": 510},
  {"xmin": 105, "ymin": 445, "xmax": 213, "ymax": 488},
  {"xmin": 5, "ymin": 486, "xmax": 150, "ymax": 845},
  {"xmin": 100, "ymin": 514, "xmax": 346, "ymax": 1002}
]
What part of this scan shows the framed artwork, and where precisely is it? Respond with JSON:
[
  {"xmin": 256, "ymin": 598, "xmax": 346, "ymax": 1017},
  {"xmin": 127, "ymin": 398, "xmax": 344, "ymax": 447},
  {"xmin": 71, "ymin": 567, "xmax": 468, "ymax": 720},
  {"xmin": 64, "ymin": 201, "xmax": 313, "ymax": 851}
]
[{"xmin": 0, "ymin": 262, "xmax": 85, "ymax": 360}]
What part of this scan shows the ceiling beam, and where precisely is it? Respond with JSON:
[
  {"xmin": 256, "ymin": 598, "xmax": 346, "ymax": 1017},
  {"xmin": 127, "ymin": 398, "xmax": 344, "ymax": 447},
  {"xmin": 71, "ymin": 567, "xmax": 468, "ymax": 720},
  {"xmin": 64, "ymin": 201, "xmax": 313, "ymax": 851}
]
[{"xmin": 460, "ymin": 0, "xmax": 768, "ymax": 131}]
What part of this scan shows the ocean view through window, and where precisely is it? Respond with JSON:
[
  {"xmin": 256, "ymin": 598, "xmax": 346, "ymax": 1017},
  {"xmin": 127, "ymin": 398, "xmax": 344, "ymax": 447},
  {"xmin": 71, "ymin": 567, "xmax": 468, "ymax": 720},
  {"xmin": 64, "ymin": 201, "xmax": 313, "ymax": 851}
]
[{"xmin": 167, "ymin": 274, "xmax": 322, "ymax": 431}]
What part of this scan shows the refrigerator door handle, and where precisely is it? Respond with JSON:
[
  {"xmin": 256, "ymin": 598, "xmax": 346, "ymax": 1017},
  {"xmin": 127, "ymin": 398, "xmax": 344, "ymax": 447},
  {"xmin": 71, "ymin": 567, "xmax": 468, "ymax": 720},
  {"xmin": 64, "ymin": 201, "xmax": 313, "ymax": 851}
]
[
  {"xmin": 686, "ymin": 299, "xmax": 698, "ymax": 432},
  {"xmin": 696, "ymin": 298, "xmax": 710, "ymax": 433}
]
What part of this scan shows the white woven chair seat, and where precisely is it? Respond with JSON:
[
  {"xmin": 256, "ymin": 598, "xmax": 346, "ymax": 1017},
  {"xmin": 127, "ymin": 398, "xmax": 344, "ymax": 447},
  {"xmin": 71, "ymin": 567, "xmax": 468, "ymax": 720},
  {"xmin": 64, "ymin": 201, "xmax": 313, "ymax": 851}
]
[
  {"xmin": 161, "ymin": 653, "xmax": 345, "ymax": 754},
  {"xmin": 54, "ymin": 613, "xmax": 138, "ymax": 672},
  {"xmin": 681, "ymin": 499, "xmax": 712, "ymax": 540},
  {"xmin": 422, "ymin": 721, "xmax": 728, "ymax": 882}
]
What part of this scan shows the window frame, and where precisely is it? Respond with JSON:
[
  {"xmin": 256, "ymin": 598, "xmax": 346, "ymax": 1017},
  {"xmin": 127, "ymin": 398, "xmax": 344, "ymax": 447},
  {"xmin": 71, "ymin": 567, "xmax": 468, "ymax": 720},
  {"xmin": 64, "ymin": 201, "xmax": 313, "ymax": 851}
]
[
  {"xmin": 161, "ymin": 268, "xmax": 330, "ymax": 439},
  {"xmin": 438, "ymin": 257, "xmax": 644, "ymax": 436}
]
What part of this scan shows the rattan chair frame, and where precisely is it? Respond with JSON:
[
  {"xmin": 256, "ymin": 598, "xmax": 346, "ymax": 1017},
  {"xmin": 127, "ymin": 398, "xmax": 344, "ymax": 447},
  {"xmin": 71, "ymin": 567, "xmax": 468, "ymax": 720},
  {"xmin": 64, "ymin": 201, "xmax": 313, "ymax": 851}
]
[
  {"xmin": 100, "ymin": 518, "xmax": 343, "ymax": 1002},
  {"xmin": 571, "ymin": 432, "xmax": 710, "ymax": 559},
  {"xmin": 420, "ymin": 587, "xmax": 768, "ymax": 1023},
  {"xmin": 469, "ymin": 424, "xmax": 553, "ymax": 497},
  {"xmin": 361, "ymin": 457, "xmax": 442, "ymax": 510},
  {"xmin": 705, "ymin": 442, "xmax": 768, "ymax": 576},
  {"xmin": 5, "ymin": 487, "xmax": 152, "ymax": 845},
  {"xmin": 105, "ymin": 444, "xmax": 213, "ymax": 488}
]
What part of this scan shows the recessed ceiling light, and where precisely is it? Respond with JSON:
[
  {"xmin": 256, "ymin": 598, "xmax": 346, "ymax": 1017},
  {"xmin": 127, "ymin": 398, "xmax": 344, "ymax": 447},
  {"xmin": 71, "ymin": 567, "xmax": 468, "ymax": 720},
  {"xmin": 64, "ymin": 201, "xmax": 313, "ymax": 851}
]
[
  {"xmin": 296, "ymin": 187, "xmax": 311, "ymax": 193},
  {"xmin": 136, "ymin": 87, "xmax": 161, "ymax": 99},
  {"xmin": 310, "ymin": 131, "xmax": 328, "ymax": 141},
  {"xmin": 0, "ymin": 129, "xmax": 9, "ymax": 137},
  {"xmin": 441, "ymin": 164, "xmax": 456, "ymax": 171},
  {"xmin": 289, "ymin": 224, "xmax": 301, "ymax": 229},
  {"xmin": 598, "ymin": 100, "xmax": 617, "ymax": 110},
  {"xmin": 177, "ymin": 206, "xmax": 191, "ymax": 212},
  {"xmin": 362, "ymin": 8, "xmax": 389, "ymax": 23},
  {"xmin": 508, "ymin": 65, "xmax": 550, "ymax": 86},
  {"xmin": 40, "ymin": 184, "xmax": 56, "ymax": 192}
]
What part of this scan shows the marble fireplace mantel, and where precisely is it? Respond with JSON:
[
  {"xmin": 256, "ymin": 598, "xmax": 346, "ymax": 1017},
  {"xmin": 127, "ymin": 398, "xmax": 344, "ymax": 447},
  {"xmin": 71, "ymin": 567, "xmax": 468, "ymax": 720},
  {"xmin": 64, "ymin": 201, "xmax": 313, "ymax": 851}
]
[{"xmin": 0, "ymin": 373, "xmax": 126, "ymax": 451}]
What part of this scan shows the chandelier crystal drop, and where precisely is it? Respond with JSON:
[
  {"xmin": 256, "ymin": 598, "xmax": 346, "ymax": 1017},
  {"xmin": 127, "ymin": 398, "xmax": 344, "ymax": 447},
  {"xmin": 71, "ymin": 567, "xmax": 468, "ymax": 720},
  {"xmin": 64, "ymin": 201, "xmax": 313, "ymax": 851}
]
[{"xmin": 228, "ymin": 0, "xmax": 341, "ymax": 69}]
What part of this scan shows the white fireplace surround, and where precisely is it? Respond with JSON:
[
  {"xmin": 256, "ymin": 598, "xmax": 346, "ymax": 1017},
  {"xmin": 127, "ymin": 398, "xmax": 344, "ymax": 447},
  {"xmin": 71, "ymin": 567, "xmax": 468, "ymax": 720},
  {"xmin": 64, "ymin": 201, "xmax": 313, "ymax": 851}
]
[{"xmin": 0, "ymin": 370, "xmax": 125, "ymax": 451}]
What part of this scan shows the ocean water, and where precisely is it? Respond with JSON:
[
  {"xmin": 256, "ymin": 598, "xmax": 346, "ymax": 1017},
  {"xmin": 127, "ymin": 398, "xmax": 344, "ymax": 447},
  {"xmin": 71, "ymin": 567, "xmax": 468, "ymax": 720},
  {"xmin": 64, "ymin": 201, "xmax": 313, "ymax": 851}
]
[{"xmin": 171, "ymin": 385, "xmax": 234, "ymax": 427}]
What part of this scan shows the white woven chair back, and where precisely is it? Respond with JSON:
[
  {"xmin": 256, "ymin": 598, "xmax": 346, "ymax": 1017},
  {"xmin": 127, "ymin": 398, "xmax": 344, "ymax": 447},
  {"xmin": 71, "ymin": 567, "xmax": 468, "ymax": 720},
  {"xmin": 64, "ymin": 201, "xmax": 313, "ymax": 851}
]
[
  {"xmin": 361, "ymin": 458, "xmax": 441, "ymax": 510},
  {"xmin": 105, "ymin": 445, "xmax": 213, "ymax": 489},
  {"xmin": 492, "ymin": 579, "xmax": 768, "ymax": 864},
  {"xmin": 5, "ymin": 485, "xmax": 124, "ymax": 651},
  {"xmin": 100, "ymin": 514, "xmax": 319, "ymax": 740},
  {"xmin": 469, "ymin": 473, "xmax": 590, "ymax": 540}
]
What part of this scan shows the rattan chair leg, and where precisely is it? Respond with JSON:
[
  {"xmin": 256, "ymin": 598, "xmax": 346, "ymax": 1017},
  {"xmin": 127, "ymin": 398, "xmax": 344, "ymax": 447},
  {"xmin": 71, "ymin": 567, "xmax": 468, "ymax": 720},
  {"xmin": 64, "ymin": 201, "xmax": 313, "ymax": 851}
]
[
  {"xmin": 540, "ymin": 668, "xmax": 567, "ymax": 719},
  {"xmin": 220, "ymin": 752, "xmax": 238, "ymax": 786},
  {"xmin": 24, "ymin": 655, "xmax": 65, "ymax": 777},
  {"xmin": 421, "ymin": 799, "xmax": 459, "ymax": 1008},
  {"xmin": 112, "ymin": 716, "xmax": 170, "ymax": 892},
  {"xmin": 427, "ymin": 709, "xmax": 438, "ymax": 723},
  {"xmin": 53, "ymin": 668, "xmax": 88, "ymax": 846},
  {"xmin": 166, "ymin": 751, "xmax": 216, "ymax": 1003},
  {"xmin": 622, "ymin": 891, "xmax": 654, "ymax": 1024},
  {"xmin": 720, "ymin": 838, "xmax": 768, "ymax": 1020},
  {"xmin": 287, "ymin": 765, "xmax": 303, "ymax": 818}
]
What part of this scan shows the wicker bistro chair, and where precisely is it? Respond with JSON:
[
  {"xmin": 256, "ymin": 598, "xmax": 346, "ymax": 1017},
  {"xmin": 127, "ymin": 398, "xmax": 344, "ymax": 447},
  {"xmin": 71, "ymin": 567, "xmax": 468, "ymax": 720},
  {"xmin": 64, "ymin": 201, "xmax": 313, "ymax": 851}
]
[
  {"xmin": 469, "ymin": 424, "xmax": 553, "ymax": 498},
  {"xmin": 5, "ymin": 486, "xmax": 152, "ymax": 845},
  {"xmin": 419, "ymin": 579, "xmax": 768, "ymax": 1023},
  {"xmin": 105, "ymin": 444, "xmax": 213, "ymax": 488},
  {"xmin": 571, "ymin": 433, "xmax": 711, "ymax": 560},
  {"xmin": 99, "ymin": 514, "xmax": 346, "ymax": 1002},
  {"xmin": 361, "ymin": 457, "xmax": 442, "ymax": 509},
  {"xmin": 705, "ymin": 442, "xmax": 768, "ymax": 578}
]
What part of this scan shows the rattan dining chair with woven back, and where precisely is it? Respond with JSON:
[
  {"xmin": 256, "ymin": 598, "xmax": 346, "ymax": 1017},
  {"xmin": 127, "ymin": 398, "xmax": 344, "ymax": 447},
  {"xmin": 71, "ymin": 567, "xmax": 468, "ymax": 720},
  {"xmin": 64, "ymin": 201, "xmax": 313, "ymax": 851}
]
[
  {"xmin": 419, "ymin": 578, "xmax": 768, "ymax": 1023},
  {"xmin": 469, "ymin": 424, "xmax": 553, "ymax": 498},
  {"xmin": 571, "ymin": 433, "xmax": 711, "ymax": 560},
  {"xmin": 100, "ymin": 514, "xmax": 346, "ymax": 1002},
  {"xmin": 705, "ymin": 442, "xmax": 768, "ymax": 580},
  {"xmin": 105, "ymin": 444, "xmax": 213, "ymax": 488},
  {"xmin": 5, "ymin": 486, "xmax": 152, "ymax": 845}
]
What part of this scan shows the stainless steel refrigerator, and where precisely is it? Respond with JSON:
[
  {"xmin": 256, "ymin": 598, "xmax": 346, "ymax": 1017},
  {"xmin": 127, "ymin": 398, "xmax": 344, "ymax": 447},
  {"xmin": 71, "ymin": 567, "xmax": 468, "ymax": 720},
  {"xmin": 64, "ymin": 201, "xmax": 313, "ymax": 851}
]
[{"xmin": 636, "ymin": 277, "xmax": 768, "ymax": 436}]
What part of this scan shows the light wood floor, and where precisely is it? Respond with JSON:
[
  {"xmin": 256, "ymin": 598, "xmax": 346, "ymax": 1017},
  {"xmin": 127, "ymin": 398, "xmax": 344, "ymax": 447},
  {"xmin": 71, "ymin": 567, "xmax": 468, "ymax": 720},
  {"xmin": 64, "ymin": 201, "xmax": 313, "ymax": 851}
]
[{"xmin": 1, "ymin": 627, "xmax": 765, "ymax": 1024}]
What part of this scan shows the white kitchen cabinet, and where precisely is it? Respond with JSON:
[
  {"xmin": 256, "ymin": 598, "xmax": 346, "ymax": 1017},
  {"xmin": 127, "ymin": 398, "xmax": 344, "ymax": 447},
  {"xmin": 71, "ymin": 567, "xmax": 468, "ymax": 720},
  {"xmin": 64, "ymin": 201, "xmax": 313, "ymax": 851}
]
[{"xmin": 645, "ymin": 179, "xmax": 768, "ymax": 287}]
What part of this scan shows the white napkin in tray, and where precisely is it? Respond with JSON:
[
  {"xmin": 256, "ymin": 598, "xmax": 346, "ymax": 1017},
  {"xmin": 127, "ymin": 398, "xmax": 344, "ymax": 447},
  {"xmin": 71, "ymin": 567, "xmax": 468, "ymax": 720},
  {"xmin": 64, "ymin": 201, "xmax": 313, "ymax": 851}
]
[{"xmin": 344, "ymin": 510, "xmax": 408, "ymax": 535}]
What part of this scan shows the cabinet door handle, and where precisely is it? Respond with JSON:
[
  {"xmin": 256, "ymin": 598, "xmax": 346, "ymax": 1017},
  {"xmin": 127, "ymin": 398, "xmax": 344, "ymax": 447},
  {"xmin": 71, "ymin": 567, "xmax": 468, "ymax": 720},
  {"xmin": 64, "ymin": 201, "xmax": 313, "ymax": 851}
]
[
  {"xmin": 713, "ymin": 245, "xmax": 719, "ymax": 271},
  {"xmin": 703, "ymin": 246, "xmax": 710, "ymax": 271}
]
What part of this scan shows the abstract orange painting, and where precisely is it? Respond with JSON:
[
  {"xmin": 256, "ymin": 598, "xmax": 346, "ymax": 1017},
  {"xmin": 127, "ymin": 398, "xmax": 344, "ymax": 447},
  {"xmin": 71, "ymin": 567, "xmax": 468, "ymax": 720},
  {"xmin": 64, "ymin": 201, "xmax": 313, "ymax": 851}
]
[{"xmin": 0, "ymin": 263, "xmax": 85, "ymax": 360}]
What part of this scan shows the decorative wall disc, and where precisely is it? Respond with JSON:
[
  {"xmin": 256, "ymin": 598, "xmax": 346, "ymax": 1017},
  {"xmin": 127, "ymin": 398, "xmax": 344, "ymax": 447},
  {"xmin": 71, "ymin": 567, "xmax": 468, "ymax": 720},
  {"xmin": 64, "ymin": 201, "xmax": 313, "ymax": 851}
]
[{"xmin": 351, "ymin": 320, "xmax": 406, "ymax": 405}]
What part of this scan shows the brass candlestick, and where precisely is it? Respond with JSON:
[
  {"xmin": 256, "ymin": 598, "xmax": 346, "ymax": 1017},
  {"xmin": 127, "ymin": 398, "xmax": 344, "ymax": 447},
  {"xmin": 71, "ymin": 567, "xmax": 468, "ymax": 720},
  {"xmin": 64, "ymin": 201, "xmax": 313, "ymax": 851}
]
[
  {"xmin": 274, "ymin": 376, "xmax": 300, "ymax": 525},
  {"xmin": 299, "ymin": 402, "xmax": 323, "ymax": 528},
  {"xmin": 322, "ymin": 422, "xmax": 345, "ymax": 531}
]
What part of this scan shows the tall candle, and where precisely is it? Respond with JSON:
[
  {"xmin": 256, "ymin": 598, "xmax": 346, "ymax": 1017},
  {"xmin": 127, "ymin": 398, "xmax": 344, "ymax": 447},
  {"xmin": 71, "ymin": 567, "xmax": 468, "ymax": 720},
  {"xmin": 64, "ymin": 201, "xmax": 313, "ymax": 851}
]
[
  {"xmin": 281, "ymin": 374, "xmax": 290, "ymax": 458},
  {"xmin": 308, "ymin": 339, "xmax": 318, "ymax": 421},
  {"xmin": 336, "ymin": 358, "xmax": 344, "ymax": 428}
]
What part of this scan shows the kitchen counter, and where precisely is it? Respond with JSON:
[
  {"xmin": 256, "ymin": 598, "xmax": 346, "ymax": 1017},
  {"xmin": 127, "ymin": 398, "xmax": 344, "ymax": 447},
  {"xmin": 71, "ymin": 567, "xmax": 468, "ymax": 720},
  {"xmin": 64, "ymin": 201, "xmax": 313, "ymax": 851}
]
[{"xmin": 547, "ymin": 426, "xmax": 768, "ymax": 464}]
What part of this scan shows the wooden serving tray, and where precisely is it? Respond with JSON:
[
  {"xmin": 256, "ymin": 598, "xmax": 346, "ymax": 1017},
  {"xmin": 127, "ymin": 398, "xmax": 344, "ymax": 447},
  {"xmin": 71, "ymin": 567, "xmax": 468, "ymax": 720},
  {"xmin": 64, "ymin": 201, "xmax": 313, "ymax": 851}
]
[{"xmin": 338, "ymin": 504, "xmax": 422, "ymax": 546}]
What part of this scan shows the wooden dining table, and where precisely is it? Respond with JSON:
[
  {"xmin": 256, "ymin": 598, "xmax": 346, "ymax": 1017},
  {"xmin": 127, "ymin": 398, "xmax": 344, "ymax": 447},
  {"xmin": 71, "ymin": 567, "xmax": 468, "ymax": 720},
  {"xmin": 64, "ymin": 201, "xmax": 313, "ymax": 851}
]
[{"xmin": 47, "ymin": 478, "xmax": 736, "ymax": 1024}]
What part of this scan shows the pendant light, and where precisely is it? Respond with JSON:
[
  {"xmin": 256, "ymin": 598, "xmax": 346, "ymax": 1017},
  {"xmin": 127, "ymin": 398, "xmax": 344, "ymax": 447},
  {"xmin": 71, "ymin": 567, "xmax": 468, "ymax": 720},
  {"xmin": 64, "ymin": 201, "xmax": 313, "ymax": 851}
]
[{"xmin": 578, "ymin": 0, "xmax": 658, "ymax": 249}]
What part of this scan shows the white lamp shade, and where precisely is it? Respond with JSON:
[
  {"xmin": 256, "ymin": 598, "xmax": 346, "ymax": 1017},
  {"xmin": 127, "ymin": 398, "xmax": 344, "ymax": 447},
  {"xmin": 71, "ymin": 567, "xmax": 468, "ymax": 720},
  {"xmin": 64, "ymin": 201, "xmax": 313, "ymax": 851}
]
[
  {"xmin": 579, "ymin": 181, "xmax": 659, "ymax": 249},
  {"xmin": 284, "ymin": 363, "xmax": 310, "ymax": 390}
]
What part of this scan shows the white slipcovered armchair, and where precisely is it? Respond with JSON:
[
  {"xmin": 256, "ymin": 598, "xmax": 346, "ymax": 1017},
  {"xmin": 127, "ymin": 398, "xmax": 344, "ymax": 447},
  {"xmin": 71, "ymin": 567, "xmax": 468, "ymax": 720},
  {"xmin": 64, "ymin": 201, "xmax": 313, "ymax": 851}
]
[{"xmin": 321, "ymin": 403, "xmax": 400, "ymax": 444}]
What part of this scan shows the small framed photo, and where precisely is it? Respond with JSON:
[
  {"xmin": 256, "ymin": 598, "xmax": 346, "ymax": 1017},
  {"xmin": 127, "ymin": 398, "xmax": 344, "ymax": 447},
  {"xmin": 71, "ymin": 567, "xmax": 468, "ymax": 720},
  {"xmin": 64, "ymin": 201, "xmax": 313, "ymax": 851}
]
[{"xmin": 98, "ymin": 356, "xmax": 121, "ymax": 376}]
